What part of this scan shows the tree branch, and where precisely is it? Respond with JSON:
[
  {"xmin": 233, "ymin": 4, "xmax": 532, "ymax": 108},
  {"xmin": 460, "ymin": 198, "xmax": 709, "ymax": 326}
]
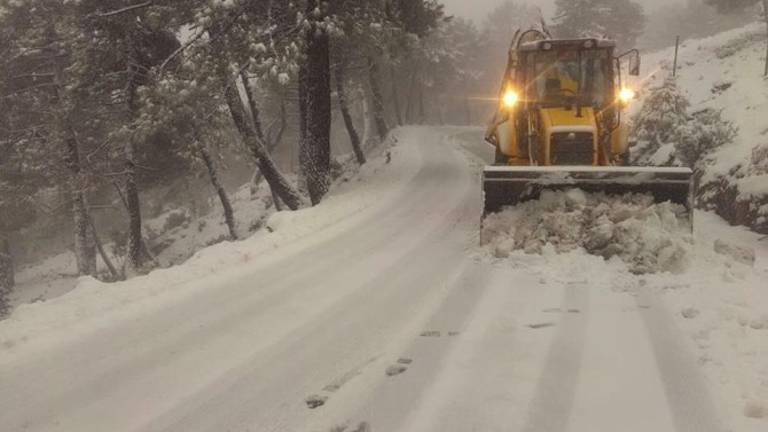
[
  {"xmin": 95, "ymin": 1, "xmax": 153, "ymax": 18},
  {"xmin": 157, "ymin": 7, "xmax": 248, "ymax": 75}
]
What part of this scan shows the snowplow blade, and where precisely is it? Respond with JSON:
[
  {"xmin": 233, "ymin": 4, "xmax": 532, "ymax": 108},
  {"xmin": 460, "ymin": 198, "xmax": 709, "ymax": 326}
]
[{"xmin": 482, "ymin": 166, "xmax": 695, "ymax": 216}]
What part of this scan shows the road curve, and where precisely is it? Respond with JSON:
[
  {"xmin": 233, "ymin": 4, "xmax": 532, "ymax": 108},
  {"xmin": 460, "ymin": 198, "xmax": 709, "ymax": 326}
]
[{"xmin": 0, "ymin": 127, "xmax": 726, "ymax": 432}]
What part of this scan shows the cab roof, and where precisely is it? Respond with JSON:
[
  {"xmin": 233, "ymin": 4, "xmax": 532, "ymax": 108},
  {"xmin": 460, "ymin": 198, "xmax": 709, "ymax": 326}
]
[{"xmin": 518, "ymin": 38, "xmax": 616, "ymax": 52}]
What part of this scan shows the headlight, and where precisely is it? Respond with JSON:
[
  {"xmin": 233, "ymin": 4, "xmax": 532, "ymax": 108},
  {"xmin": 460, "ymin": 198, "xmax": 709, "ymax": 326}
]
[
  {"xmin": 619, "ymin": 88, "xmax": 636, "ymax": 104},
  {"xmin": 502, "ymin": 89, "xmax": 519, "ymax": 108}
]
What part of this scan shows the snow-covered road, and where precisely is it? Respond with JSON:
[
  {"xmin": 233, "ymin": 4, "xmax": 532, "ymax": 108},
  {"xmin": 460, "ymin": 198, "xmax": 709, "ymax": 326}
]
[{"xmin": 0, "ymin": 128, "xmax": 734, "ymax": 431}]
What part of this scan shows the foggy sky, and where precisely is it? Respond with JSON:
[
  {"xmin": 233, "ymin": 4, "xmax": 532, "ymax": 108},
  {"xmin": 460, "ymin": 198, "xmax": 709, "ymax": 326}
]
[{"xmin": 440, "ymin": 0, "xmax": 685, "ymax": 24}]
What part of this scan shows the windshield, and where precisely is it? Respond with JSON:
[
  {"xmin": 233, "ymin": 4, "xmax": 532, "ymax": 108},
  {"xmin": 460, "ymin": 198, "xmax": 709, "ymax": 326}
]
[{"xmin": 524, "ymin": 49, "xmax": 612, "ymax": 107}]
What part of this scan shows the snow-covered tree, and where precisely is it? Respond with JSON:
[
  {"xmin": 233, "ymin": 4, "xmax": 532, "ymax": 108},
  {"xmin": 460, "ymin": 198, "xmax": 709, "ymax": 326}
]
[
  {"xmin": 631, "ymin": 78, "xmax": 690, "ymax": 166},
  {"xmin": 329, "ymin": 0, "xmax": 391, "ymax": 164},
  {"xmin": 417, "ymin": 18, "xmax": 486, "ymax": 124},
  {"xmin": 0, "ymin": 0, "xmax": 100, "ymax": 276},
  {"xmin": 384, "ymin": 0, "xmax": 447, "ymax": 124},
  {"xmin": 553, "ymin": 0, "xmax": 646, "ymax": 49},
  {"xmin": 632, "ymin": 78, "xmax": 737, "ymax": 169}
]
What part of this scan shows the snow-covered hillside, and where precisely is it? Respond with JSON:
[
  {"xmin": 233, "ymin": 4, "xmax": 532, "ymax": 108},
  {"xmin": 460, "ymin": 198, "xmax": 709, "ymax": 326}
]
[{"xmin": 636, "ymin": 24, "xmax": 768, "ymax": 233}]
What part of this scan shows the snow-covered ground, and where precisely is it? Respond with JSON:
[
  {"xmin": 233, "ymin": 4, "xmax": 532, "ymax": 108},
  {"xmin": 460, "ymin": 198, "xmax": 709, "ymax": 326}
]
[
  {"xmin": 635, "ymin": 23, "xmax": 768, "ymax": 230},
  {"xmin": 1, "ymin": 127, "xmax": 767, "ymax": 431},
  {"xmin": 480, "ymin": 191, "xmax": 768, "ymax": 432}
]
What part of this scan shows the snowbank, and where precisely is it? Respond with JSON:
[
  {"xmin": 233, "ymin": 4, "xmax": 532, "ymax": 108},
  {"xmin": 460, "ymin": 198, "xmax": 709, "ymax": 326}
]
[{"xmin": 482, "ymin": 189, "xmax": 692, "ymax": 274}]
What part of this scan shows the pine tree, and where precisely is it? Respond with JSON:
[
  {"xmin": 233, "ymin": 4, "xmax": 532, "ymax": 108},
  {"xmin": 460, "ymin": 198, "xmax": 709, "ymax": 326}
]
[
  {"xmin": 631, "ymin": 78, "xmax": 690, "ymax": 166},
  {"xmin": 631, "ymin": 77, "xmax": 737, "ymax": 169},
  {"xmin": 385, "ymin": 0, "xmax": 446, "ymax": 124}
]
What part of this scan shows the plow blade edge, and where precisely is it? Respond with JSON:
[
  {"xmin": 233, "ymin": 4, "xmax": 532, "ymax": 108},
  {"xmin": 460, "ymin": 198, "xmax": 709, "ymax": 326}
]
[{"xmin": 482, "ymin": 166, "xmax": 695, "ymax": 217}]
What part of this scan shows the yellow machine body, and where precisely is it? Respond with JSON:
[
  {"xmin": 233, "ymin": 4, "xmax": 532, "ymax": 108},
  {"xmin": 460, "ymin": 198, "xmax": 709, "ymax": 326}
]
[{"xmin": 483, "ymin": 33, "xmax": 694, "ymax": 222}]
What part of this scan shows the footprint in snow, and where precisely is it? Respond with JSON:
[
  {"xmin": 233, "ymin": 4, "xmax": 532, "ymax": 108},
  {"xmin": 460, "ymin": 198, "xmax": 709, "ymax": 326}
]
[
  {"xmin": 330, "ymin": 422, "xmax": 371, "ymax": 432},
  {"xmin": 305, "ymin": 394, "xmax": 327, "ymax": 409},
  {"xmin": 386, "ymin": 364, "xmax": 408, "ymax": 377},
  {"xmin": 528, "ymin": 322, "xmax": 556, "ymax": 329}
]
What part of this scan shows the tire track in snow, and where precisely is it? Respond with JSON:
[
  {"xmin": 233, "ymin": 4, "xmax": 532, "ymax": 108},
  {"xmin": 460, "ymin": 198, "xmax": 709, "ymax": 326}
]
[
  {"xmin": 522, "ymin": 283, "xmax": 589, "ymax": 432},
  {"xmin": 636, "ymin": 288, "xmax": 726, "ymax": 432}
]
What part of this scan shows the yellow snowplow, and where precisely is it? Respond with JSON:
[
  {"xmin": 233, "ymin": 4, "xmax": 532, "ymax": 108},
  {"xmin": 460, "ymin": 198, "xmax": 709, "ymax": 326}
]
[{"xmin": 483, "ymin": 30, "xmax": 694, "ymax": 221}]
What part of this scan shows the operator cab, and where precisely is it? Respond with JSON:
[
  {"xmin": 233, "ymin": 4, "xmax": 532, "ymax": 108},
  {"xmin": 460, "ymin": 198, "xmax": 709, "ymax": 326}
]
[{"xmin": 517, "ymin": 39, "xmax": 616, "ymax": 110}]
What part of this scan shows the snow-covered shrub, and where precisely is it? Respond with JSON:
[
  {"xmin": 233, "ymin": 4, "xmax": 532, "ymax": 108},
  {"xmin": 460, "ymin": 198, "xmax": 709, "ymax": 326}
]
[
  {"xmin": 676, "ymin": 108, "xmax": 738, "ymax": 168},
  {"xmin": 631, "ymin": 77, "xmax": 690, "ymax": 166}
]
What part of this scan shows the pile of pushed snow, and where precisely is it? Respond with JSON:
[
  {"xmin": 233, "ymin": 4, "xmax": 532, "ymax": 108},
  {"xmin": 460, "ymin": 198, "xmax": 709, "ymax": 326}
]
[{"xmin": 482, "ymin": 189, "xmax": 693, "ymax": 274}]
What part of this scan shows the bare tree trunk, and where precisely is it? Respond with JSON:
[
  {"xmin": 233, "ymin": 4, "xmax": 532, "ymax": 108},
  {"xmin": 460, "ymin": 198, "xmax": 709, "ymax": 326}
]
[
  {"xmin": 197, "ymin": 142, "xmax": 238, "ymax": 240},
  {"xmin": 0, "ymin": 236, "xmax": 13, "ymax": 317},
  {"xmin": 334, "ymin": 61, "xmax": 365, "ymax": 165},
  {"xmin": 437, "ymin": 96, "xmax": 445, "ymax": 125},
  {"xmin": 405, "ymin": 70, "xmax": 417, "ymax": 124},
  {"xmin": 71, "ymin": 184, "xmax": 97, "ymax": 275},
  {"xmin": 251, "ymin": 95, "xmax": 288, "ymax": 202},
  {"xmin": 269, "ymin": 95, "xmax": 289, "ymax": 151},
  {"xmin": 240, "ymin": 71, "xmax": 266, "ymax": 142},
  {"xmin": 390, "ymin": 65, "xmax": 403, "ymax": 127},
  {"xmin": 243, "ymin": 72, "xmax": 285, "ymax": 201},
  {"xmin": 223, "ymin": 81, "xmax": 304, "ymax": 210},
  {"xmin": 86, "ymin": 214, "xmax": 120, "ymax": 280},
  {"xmin": 63, "ymin": 129, "xmax": 97, "ymax": 276},
  {"xmin": 123, "ymin": 137, "xmax": 145, "ymax": 273},
  {"xmin": 367, "ymin": 57, "xmax": 389, "ymax": 141},
  {"xmin": 300, "ymin": 1, "xmax": 332, "ymax": 205},
  {"xmin": 418, "ymin": 82, "xmax": 426, "ymax": 124},
  {"xmin": 297, "ymin": 64, "xmax": 310, "ymax": 197},
  {"xmin": 208, "ymin": 24, "xmax": 303, "ymax": 211},
  {"xmin": 359, "ymin": 84, "xmax": 375, "ymax": 148},
  {"xmin": 51, "ymin": 57, "xmax": 97, "ymax": 276},
  {"xmin": 124, "ymin": 62, "xmax": 148, "ymax": 273}
]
